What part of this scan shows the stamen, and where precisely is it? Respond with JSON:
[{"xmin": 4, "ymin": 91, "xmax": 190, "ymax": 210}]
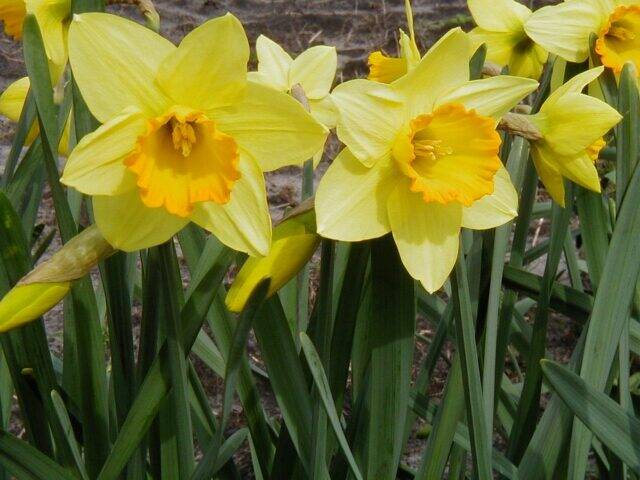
[
  {"xmin": 413, "ymin": 139, "xmax": 453, "ymax": 162},
  {"xmin": 170, "ymin": 118, "xmax": 197, "ymax": 157}
]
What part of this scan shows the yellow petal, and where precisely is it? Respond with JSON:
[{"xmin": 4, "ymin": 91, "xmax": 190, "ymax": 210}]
[
  {"xmin": 0, "ymin": 0, "xmax": 26, "ymax": 39},
  {"xmin": 27, "ymin": 0, "xmax": 70, "ymax": 68},
  {"xmin": 226, "ymin": 214, "xmax": 319, "ymax": 312},
  {"xmin": 461, "ymin": 164, "xmax": 518, "ymax": 230},
  {"xmin": 0, "ymin": 282, "xmax": 70, "ymax": 333},
  {"xmin": 438, "ymin": 75, "xmax": 538, "ymax": 121},
  {"xmin": 331, "ymin": 79, "xmax": 403, "ymax": 166},
  {"xmin": 393, "ymin": 28, "xmax": 471, "ymax": 120},
  {"xmin": 524, "ymin": 0, "xmax": 605, "ymax": 63},
  {"xmin": 468, "ymin": 0, "xmax": 531, "ymax": 32},
  {"xmin": 61, "ymin": 107, "xmax": 144, "ymax": 195},
  {"xmin": 531, "ymin": 144, "xmax": 565, "ymax": 206},
  {"xmin": 309, "ymin": 94, "xmax": 338, "ymax": 129},
  {"xmin": 213, "ymin": 81, "xmax": 327, "ymax": 171},
  {"xmin": 156, "ymin": 14, "xmax": 249, "ymax": 111},
  {"xmin": 93, "ymin": 189, "xmax": 188, "ymax": 251},
  {"xmin": 68, "ymin": 12, "xmax": 174, "ymax": 123},
  {"xmin": 471, "ymin": 27, "xmax": 548, "ymax": 80},
  {"xmin": 544, "ymin": 66, "xmax": 605, "ymax": 108},
  {"xmin": 0, "ymin": 76, "xmax": 29, "ymax": 122},
  {"xmin": 559, "ymin": 151, "xmax": 602, "ymax": 193},
  {"xmin": 254, "ymin": 34, "xmax": 293, "ymax": 92},
  {"xmin": 315, "ymin": 148, "xmax": 398, "ymax": 242},
  {"xmin": 290, "ymin": 45, "xmax": 337, "ymax": 99},
  {"xmin": 387, "ymin": 183, "xmax": 462, "ymax": 293},
  {"xmin": 399, "ymin": 29, "xmax": 421, "ymax": 70},
  {"xmin": 190, "ymin": 154, "xmax": 272, "ymax": 256},
  {"xmin": 533, "ymin": 92, "xmax": 621, "ymax": 156}
]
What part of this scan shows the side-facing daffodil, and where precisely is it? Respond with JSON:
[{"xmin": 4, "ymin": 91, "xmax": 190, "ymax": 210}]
[
  {"xmin": 316, "ymin": 29, "xmax": 538, "ymax": 292},
  {"xmin": 468, "ymin": 0, "xmax": 548, "ymax": 79},
  {"xmin": 367, "ymin": 0, "xmax": 421, "ymax": 83},
  {"xmin": 249, "ymin": 34, "xmax": 337, "ymax": 129},
  {"xmin": 508, "ymin": 67, "xmax": 621, "ymax": 205},
  {"xmin": 0, "ymin": 0, "xmax": 70, "ymax": 67},
  {"xmin": 61, "ymin": 13, "xmax": 326, "ymax": 255},
  {"xmin": 0, "ymin": 225, "xmax": 114, "ymax": 332},
  {"xmin": 226, "ymin": 199, "xmax": 319, "ymax": 312},
  {"xmin": 525, "ymin": 0, "xmax": 640, "ymax": 76},
  {"xmin": 0, "ymin": 76, "xmax": 71, "ymax": 155}
]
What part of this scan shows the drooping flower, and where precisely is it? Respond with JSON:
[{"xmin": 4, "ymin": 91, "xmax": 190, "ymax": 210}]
[
  {"xmin": 525, "ymin": 67, "xmax": 621, "ymax": 205},
  {"xmin": 525, "ymin": 0, "xmax": 640, "ymax": 75},
  {"xmin": 61, "ymin": 13, "xmax": 326, "ymax": 254},
  {"xmin": 226, "ymin": 201, "xmax": 319, "ymax": 312},
  {"xmin": 468, "ymin": 0, "xmax": 548, "ymax": 79},
  {"xmin": 316, "ymin": 29, "xmax": 538, "ymax": 292},
  {"xmin": 0, "ymin": 225, "xmax": 114, "ymax": 332},
  {"xmin": 367, "ymin": 0, "xmax": 421, "ymax": 83},
  {"xmin": 249, "ymin": 34, "xmax": 338, "ymax": 129},
  {"xmin": 0, "ymin": 0, "xmax": 71, "ymax": 67},
  {"xmin": 0, "ymin": 76, "xmax": 71, "ymax": 155}
]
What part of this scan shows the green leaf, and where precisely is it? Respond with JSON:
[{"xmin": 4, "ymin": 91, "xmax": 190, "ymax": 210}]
[
  {"xmin": 451, "ymin": 247, "xmax": 492, "ymax": 479},
  {"xmin": 0, "ymin": 431, "xmax": 77, "ymax": 480},
  {"xmin": 542, "ymin": 360, "xmax": 640, "ymax": 475},
  {"xmin": 364, "ymin": 234, "xmax": 415, "ymax": 479},
  {"xmin": 191, "ymin": 279, "xmax": 270, "ymax": 480},
  {"xmin": 300, "ymin": 332, "xmax": 364, "ymax": 480},
  {"xmin": 49, "ymin": 391, "xmax": 89, "ymax": 480}
]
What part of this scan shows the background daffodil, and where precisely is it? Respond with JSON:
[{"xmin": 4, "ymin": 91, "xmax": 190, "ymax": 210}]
[
  {"xmin": 316, "ymin": 28, "xmax": 538, "ymax": 293},
  {"xmin": 249, "ymin": 34, "xmax": 338, "ymax": 129},
  {"xmin": 0, "ymin": 76, "xmax": 71, "ymax": 155},
  {"xmin": 0, "ymin": 0, "xmax": 70, "ymax": 67},
  {"xmin": 468, "ymin": 0, "xmax": 548, "ymax": 79},
  {"xmin": 525, "ymin": 0, "xmax": 640, "ymax": 75},
  {"xmin": 367, "ymin": 0, "xmax": 421, "ymax": 83},
  {"xmin": 61, "ymin": 13, "xmax": 326, "ymax": 255},
  {"xmin": 0, "ymin": 0, "xmax": 25, "ymax": 39},
  {"xmin": 526, "ymin": 67, "xmax": 622, "ymax": 205}
]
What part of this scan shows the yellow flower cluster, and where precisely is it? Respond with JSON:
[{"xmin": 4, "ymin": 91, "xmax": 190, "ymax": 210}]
[{"xmin": 0, "ymin": 0, "xmax": 625, "ymax": 321}]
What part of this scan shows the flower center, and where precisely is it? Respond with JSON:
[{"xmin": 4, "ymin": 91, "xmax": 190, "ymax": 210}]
[
  {"xmin": 367, "ymin": 51, "xmax": 408, "ymax": 84},
  {"xmin": 596, "ymin": 5, "xmax": 640, "ymax": 75},
  {"xmin": 125, "ymin": 106, "xmax": 241, "ymax": 218},
  {"xmin": 392, "ymin": 103, "xmax": 502, "ymax": 206}
]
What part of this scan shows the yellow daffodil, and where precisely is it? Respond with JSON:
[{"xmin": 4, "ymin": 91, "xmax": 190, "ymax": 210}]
[
  {"xmin": 0, "ymin": 76, "xmax": 71, "ymax": 155},
  {"xmin": 226, "ymin": 201, "xmax": 319, "ymax": 312},
  {"xmin": 0, "ymin": 225, "xmax": 114, "ymax": 332},
  {"xmin": 0, "ymin": 0, "xmax": 70, "ymax": 67},
  {"xmin": 0, "ymin": 0, "xmax": 25, "ymax": 39},
  {"xmin": 316, "ymin": 29, "xmax": 538, "ymax": 292},
  {"xmin": 249, "ymin": 34, "xmax": 338, "ymax": 129},
  {"xmin": 60, "ymin": 13, "xmax": 326, "ymax": 255},
  {"xmin": 525, "ymin": 0, "xmax": 640, "ymax": 76},
  {"xmin": 367, "ymin": 0, "xmax": 421, "ymax": 83},
  {"xmin": 525, "ymin": 67, "xmax": 621, "ymax": 205},
  {"xmin": 367, "ymin": 0, "xmax": 420, "ymax": 83},
  {"xmin": 468, "ymin": 0, "xmax": 548, "ymax": 79}
]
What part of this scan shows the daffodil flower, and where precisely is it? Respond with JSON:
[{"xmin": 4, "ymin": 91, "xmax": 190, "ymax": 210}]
[
  {"xmin": 525, "ymin": 67, "xmax": 621, "ymax": 206},
  {"xmin": 60, "ymin": 13, "xmax": 326, "ymax": 255},
  {"xmin": 468, "ymin": 0, "xmax": 548, "ymax": 79},
  {"xmin": 525, "ymin": 0, "xmax": 640, "ymax": 76},
  {"xmin": 249, "ymin": 34, "xmax": 338, "ymax": 129},
  {"xmin": 226, "ymin": 202, "xmax": 319, "ymax": 312},
  {"xmin": 0, "ymin": 76, "xmax": 71, "ymax": 155},
  {"xmin": 316, "ymin": 29, "xmax": 538, "ymax": 292},
  {"xmin": 367, "ymin": 0, "xmax": 421, "ymax": 83},
  {"xmin": 0, "ymin": 0, "xmax": 70, "ymax": 67}
]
